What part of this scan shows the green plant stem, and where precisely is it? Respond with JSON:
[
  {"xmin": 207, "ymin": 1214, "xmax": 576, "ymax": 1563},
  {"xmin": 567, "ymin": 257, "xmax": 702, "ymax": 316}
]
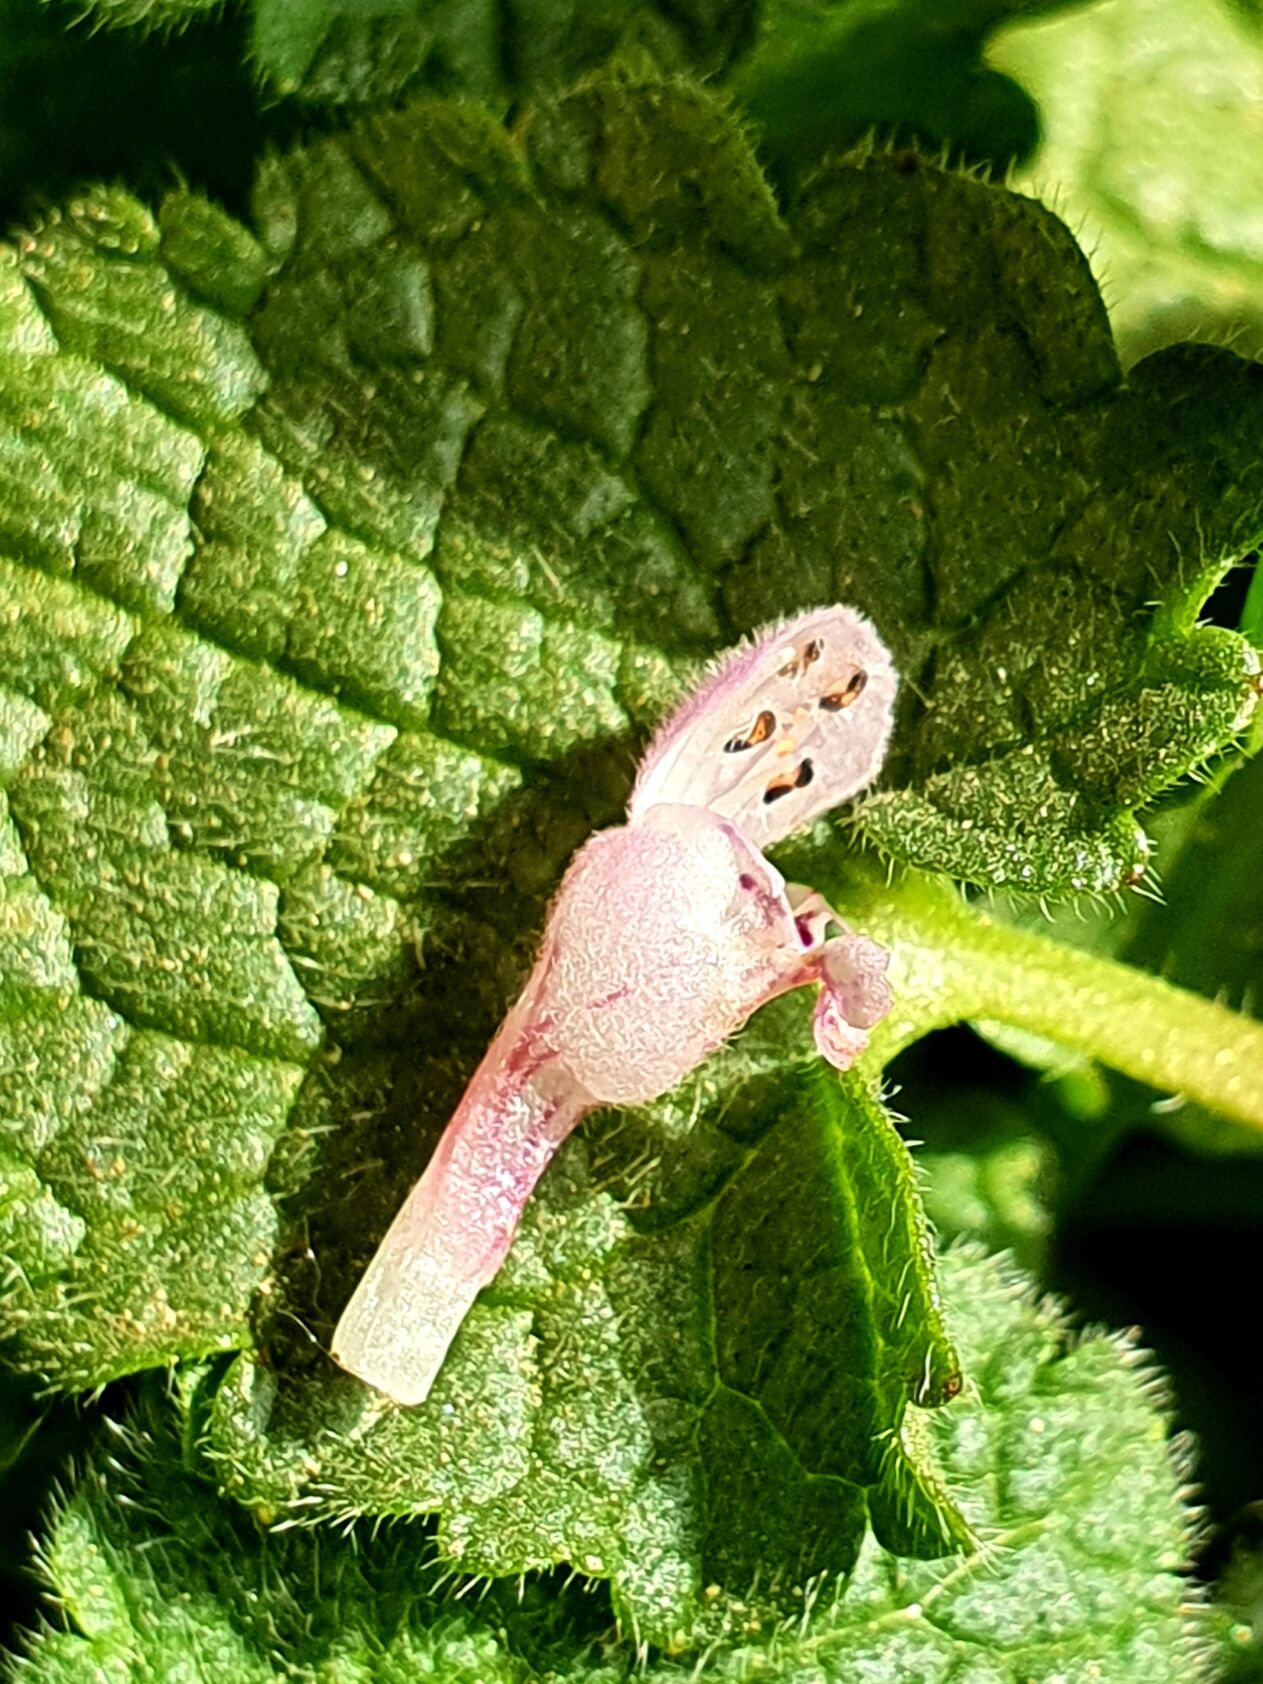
[{"xmin": 843, "ymin": 867, "xmax": 1263, "ymax": 1134}]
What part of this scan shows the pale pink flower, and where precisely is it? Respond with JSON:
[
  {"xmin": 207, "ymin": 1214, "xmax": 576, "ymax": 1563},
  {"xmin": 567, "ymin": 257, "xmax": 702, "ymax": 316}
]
[{"xmin": 333, "ymin": 608, "xmax": 898, "ymax": 1404}]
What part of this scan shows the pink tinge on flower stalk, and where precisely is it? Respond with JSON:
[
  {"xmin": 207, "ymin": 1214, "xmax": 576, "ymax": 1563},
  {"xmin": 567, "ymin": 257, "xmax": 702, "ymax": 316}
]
[{"xmin": 332, "ymin": 607, "xmax": 899, "ymax": 1406}]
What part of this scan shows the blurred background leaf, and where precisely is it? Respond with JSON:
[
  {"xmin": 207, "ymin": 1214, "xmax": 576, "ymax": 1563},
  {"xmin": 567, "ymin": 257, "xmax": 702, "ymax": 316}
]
[
  {"xmin": 733, "ymin": 0, "xmax": 1064, "ymax": 180},
  {"xmin": 992, "ymin": 0, "xmax": 1263, "ymax": 365}
]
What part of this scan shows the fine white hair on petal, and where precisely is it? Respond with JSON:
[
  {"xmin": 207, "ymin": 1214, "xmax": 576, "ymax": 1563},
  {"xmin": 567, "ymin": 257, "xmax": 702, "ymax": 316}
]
[
  {"xmin": 629, "ymin": 605, "xmax": 898, "ymax": 849},
  {"xmin": 332, "ymin": 1037, "xmax": 591, "ymax": 1406}
]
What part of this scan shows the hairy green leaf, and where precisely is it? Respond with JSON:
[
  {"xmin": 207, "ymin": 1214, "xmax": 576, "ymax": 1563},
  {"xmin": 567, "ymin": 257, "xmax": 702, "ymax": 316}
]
[
  {"xmin": 250, "ymin": 0, "xmax": 754, "ymax": 106},
  {"xmin": 6, "ymin": 1248, "xmax": 1218, "ymax": 1682},
  {"xmin": 991, "ymin": 0, "xmax": 1263, "ymax": 364},
  {"xmin": 203, "ymin": 1064, "xmax": 964, "ymax": 1644},
  {"xmin": 0, "ymin": 67, "xmax": 1259, "ymax": 1632},
  {"xmin": 734, "ymin": 0, "xmax": 1050, "ymax": 176}
]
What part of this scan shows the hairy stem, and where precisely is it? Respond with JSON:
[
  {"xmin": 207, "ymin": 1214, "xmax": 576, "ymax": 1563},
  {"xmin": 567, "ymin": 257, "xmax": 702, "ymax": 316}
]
[{"xmin": 838, "ymin": 867, "xmax": 1263, "ymax": 1134}]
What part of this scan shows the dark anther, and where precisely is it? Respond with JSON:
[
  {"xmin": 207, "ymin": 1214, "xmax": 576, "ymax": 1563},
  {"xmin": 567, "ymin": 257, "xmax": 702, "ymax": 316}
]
[
  {"xmin": 762, "ymin": 758, "xmax": 814, "ymax": 803},
  {"xmin": 723, "ymin": 708, "xmax": 776, "ymax": 753},
  {"xmin": 779, "ymin": 638, "xmax": 824, "ymax": 679},
  {"xmin": 819, "ymin": 670, "xmax": 868, "ymax": 711},
  {"xmin": 738, "ymin": 873, "xmax": 758, "ymax": 892}
]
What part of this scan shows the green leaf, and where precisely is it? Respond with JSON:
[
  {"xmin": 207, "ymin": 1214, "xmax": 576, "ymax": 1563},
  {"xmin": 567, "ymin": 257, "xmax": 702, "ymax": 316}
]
[
  {"xmin": 7, "ymin": 1248, "xmax": 1218, "ymax": 1682},
  {"xmin": 35, "ymin": 0, "xmax": 752, "ymax": 109},
  {"xmin": 733, "ymin": 0, "xmax": 1050, "ymax": 178},
  {"xmin": 249, "ymin": 0, "xmax": 1043, "ymax": 156},
  {"xmin": 205, "ymin": 1063, "xmax": 965, "ymax": 1644},
  {"xmin": 913, "ymin": 1096, "xmax": 1055, "ymax": 1275},
  {"xmin": 249, "ymin": 0, "xmax": 756, "ymax": 106},
  {"xmin": 1, "ymin": 66, "xmax": 1260, "ymax": 1632},
  {"xmin": 990, "ymin": 0, "xmax": 1263, "ymax": 364},
  {"xmin": 220, "ymin": 82, "xmax": 1258, "ymax": 894},
  {"xmin": 60, "ymin": 0, "xmax": 1045, "ymax": 180}
]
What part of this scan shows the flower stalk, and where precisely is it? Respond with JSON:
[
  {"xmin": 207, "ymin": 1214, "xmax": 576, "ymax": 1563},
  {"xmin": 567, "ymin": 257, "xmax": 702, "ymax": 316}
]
[{"xmin": 844, "ymin": 866, "xmax": 1263, "ymax": 1134}]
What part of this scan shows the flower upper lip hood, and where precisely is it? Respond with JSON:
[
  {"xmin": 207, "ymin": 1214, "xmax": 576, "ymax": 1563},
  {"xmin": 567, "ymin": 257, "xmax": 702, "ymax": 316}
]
[{"xmin": 629, "ymin": 605, "xmax": 899, "ymax": 850}]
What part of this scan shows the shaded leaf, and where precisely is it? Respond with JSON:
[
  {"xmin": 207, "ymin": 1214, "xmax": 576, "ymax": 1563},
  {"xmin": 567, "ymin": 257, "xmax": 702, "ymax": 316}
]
[
  {"xmin": 734, "ymin": 0, "xmax": 1052, "ymax": 177},
  {"xmin": 250, "ymin": 0, "xmax": 757, "ymax": 106}
]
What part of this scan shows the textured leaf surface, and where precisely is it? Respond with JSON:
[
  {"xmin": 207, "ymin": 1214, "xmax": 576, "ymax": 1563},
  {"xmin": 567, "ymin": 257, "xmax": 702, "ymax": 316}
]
[
  {"xmin": 0, "ymin": 67, "xmax": 1259, "ymax": 1634},
  {"xmin": 249, "ymin": 0, "xmax": 756, "ymax": 105},
  {"xmin": 991, "ymin": 0, "xmax": 1263, "ymax": 364},
  {"xmin": 207, "ymin": 1063, "xmax": 965, "ymax": 1644},
  {"xmin": 7, "ymin": 1249, "xmax": 1216, "ymax": 1682}
]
